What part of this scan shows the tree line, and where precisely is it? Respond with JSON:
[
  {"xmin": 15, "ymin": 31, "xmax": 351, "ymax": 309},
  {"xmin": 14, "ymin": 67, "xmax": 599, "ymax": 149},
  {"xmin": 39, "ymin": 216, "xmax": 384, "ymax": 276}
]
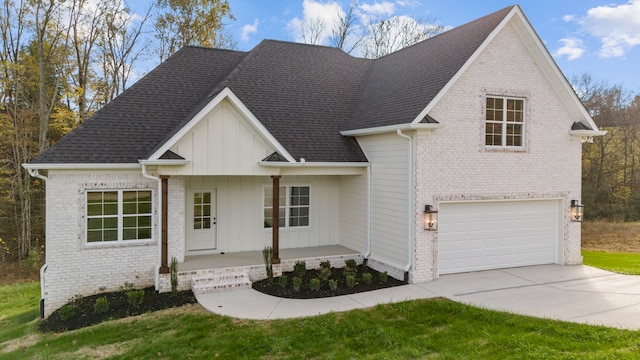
[
  {"xmin": 575, "ymin": 74, "xmax": 640, "ymax": 221},
  {"xmin": 0, "ymin": 0, "xmax": 232, "ymax": 261}
]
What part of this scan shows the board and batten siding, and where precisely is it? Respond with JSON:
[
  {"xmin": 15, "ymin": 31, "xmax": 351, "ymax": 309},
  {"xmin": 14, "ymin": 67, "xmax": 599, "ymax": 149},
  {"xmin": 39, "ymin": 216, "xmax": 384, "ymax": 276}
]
[
  {"xmin": 184, "ymin": 175, "xmax": 340, "ymax": 253},
  {"xmin": 356, "ymin": 133, "xmax": 410, "ymax": 270},
  {"xmin": 338, "ymin": 174, "xmax": 368, "ymax": 253},
  {"xmin": 166, "ymin": 99, "xmax": 276, "ymax": 176}
]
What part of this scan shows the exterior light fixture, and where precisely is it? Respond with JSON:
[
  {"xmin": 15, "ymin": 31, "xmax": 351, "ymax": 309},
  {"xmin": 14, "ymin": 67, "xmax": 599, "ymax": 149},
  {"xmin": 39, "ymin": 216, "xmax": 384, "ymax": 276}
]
[
  {"xmin": 570, "ymin": 200, "xmax": 584, "ymax": 222},
  {"xmin": 424, "ymin": 205, "xmax": 438, "ymax": 231}
]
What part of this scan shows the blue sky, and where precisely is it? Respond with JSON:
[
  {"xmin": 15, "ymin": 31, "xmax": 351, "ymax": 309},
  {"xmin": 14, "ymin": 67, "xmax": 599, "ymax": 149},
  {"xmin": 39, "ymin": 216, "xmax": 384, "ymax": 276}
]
[{"xmin": 213, "ymin": 0, "xmax": 640, "ymax": 91}]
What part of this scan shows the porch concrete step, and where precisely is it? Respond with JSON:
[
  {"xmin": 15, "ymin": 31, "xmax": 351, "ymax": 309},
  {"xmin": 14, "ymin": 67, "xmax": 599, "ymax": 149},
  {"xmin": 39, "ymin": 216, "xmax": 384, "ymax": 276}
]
[{"xmin": 191, "ymin": 271, "xmax": 252, "ymax": 295}]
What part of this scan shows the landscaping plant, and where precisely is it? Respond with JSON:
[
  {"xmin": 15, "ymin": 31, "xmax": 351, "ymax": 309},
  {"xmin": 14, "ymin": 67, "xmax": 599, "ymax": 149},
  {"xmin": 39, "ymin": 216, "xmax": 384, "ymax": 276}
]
[
  {"xmin": 293, "ymin": 260, "xmax": 307, "ymax": 277},
  {"xmin": 262, "ymin": 246, "xmax": 274, "ymax": 282},
  {"xmin": 170, "ymin": 256, "xmax": 179, "ymax": 293}
]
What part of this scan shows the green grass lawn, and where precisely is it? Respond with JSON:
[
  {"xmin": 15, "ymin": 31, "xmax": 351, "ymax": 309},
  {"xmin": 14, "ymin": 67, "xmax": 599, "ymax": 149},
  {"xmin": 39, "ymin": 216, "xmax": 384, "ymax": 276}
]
[
  {"xmin": 582, "ymin": 249, "xmax": 640, "ymax": 275},
  {"xmin": 1, "ymin": 282, "xmax": 639, "ymax": 359}
]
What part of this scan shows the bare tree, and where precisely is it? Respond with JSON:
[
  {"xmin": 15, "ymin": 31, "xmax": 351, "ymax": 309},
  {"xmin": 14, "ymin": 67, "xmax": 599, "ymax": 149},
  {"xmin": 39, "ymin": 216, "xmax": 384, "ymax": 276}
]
[
  {"xmin": 299, "ymin": 17, "xmax": 326, "ymax": 46},
  {"xmin": 362, "ymin": 16, "xmax": 444, "ymax": 58},
  {"xmin": 329, "ymin": 2, "xmax": 360, "ymax": 54},
  {"xmin": 98, "ymin": 2, "xmax": 152, "ymax": 103}
]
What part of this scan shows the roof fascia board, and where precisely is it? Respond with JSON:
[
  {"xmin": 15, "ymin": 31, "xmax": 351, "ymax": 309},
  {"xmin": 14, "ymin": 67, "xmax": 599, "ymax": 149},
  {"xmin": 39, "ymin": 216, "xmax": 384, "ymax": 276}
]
[
  {"xmin": 149, "ymin": 87, "xmax": 296, "ymax": 163},
  {"xmin": 259, "ymin": 161, "xmax": 370, "ymax": 168},
  {"xmin": 569, "ymin": 129, "xmax": 607, "ymax": 137},
  {"xmin": 138, "ymin": 159, "xmax": 191, "ymax": 166},
  {"xmin": 411, "ymin": 7, "xmax": 519, "ymax": 125},
  {"xmin": 341, "ymin": 123, "xmax": 443, "ymax": 137},
  {"xmin": 22, "ymin": 163, "xmax": 141, "ymax": 170}
]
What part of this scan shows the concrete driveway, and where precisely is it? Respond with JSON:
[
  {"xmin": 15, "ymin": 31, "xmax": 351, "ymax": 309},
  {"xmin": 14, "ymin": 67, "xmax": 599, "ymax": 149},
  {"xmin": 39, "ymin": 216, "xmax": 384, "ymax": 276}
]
[
  {"xmin": 418, "ymin": 265, "xmax": 640, "ymax": 330},
  {"xmin": 197, "ymin": 265, "xmax": 640, "ymax": 330}
]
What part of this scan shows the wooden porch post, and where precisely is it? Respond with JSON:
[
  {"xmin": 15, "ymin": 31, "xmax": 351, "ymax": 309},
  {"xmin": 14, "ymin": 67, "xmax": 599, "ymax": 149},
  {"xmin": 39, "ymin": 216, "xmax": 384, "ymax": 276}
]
[
  {"xmin": 159, "ymin": 176, "xmax": 170, "ymax": 274},
  {"xmin": 272, "ymin": 175, "xmax": 281, "ymax": 264}
]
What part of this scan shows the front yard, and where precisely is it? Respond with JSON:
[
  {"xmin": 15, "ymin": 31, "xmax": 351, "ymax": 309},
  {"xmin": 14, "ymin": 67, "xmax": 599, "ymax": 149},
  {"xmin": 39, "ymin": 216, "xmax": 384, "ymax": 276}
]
[
  {"xmin": 1, "ymin": 281, "xmax": 639, "ymax": 359},
  {"xmin": 1, "ymin": 220, "xmax": 639, "ymax": 359}
]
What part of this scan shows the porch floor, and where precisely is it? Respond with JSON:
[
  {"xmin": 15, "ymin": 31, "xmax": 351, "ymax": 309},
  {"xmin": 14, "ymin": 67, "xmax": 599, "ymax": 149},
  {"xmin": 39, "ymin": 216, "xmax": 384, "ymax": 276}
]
[{"xmin": 180, "ymin": 245, "xmax": 359, "ymax": 272}]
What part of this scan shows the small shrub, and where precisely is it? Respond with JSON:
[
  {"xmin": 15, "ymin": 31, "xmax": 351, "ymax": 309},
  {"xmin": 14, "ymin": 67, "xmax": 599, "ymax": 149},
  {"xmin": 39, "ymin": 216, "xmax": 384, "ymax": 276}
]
[
  {"xmin": 120, "ymin": 282, "xmax": 135, "ymax": 292},
  {"xmin": 318, "ymin": 267, "xmax": 331, "ymax": 282},
  {"xmin": 320, "ymin": 260, "xmax": 331, "ymax": 269},
  {"xmin": 278, "ymin": 274, "xmax": 288, "ymax": 288},
  {"xmin": 93, "ymin": 296, "xmax": 109, "ymax": 314},
  {"xmin": 362, "ymin": 272, "xmax": 373, "ymax": 285},
  {"xmin": 126, "ymin": 289, "xmax": 145, "ymax": 307},
  {"xmin": 170, "ymin": 256, "xmax": 179, "ymax": 293},
  {"xmin": 292, "ymin": 276, "xmax": 302, "ymax": 292},
  {"xmin": 328, "ymin": 279, "xmax": 338, "ymax": 291},
  {"xmin": 58, "ymin": 303, "xmax": 77, "ymax": 321},
  {"xmin": 262, "ymin": 246, "xmax": 274, "ymax": 282},
  {"xmin": 309, "ymin": 278, "xmax": 321, "ymax": 291},
  {"xmin": 26, "ymin": 246, "xmax": 43, "ymax": 270},
  {"xmin": 344, "ymin": 259, "xmax": 357, "ymax": 269},
  {"xmin": 293, "ymin": 260, "xmax": 307, "ymax": 277},
  {"xmin": 345, "ymin": 275, "xmax": 356, "ymax": 289},
  {"xmin": 379, "ymin": 271, "xmax": 388, "ymax": 284},
  {"xmin": 343, "ymin": 266, "xmax": 357, "ymax": 278}
]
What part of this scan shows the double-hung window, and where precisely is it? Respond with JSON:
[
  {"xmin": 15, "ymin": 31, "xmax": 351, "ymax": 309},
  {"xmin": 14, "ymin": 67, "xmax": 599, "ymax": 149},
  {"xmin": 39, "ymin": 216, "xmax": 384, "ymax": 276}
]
[
  {"xmin": 264, "ymin": 186, "xmax": 310, "ymax": 228},
  {"xmin": 485, "ymin": 96, "xmax": 525, "ymax": 148},
  {"xmin": 87, "ymin": 190, "xmax": 152, "ymax": 243}
]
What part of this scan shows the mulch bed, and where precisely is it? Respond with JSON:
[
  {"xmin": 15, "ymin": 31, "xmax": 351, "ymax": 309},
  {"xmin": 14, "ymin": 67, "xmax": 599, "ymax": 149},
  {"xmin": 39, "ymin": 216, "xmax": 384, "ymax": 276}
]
[
  {"xmin": 40, "ymin": 287, "xmax": 196, "ymax": 333},
  {"xmin": 252, "ymin": 264, "xmax": 405, "ymax": 299}
]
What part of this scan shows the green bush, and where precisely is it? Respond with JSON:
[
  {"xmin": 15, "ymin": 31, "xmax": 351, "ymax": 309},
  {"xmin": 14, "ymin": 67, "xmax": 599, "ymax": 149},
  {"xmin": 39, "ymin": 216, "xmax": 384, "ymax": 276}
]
[
  {"xmin": 320, "ymin": 260, "xmax": 332, "ymax": 269},
  {"xmin": 318, "ymin": 267, "xmax": 331, "ymax": 282},
  {"xmin": 328, "ymin": 279, "xmax": 338, "ymax": 291},
  {"xmin": 93, "ymin": 296, "xmax": 110, "ymax": 314},
  {"xmin": 345, "ymin": 275, "xmax": 356, "ymax": 289},
  {"xmin": 58, "ymin": 303, "xmax": 77, "ymax": 321},
  {"xmin": 262, "ymin": 246, "xmax": 274, "ymax": 282},
  {"xmin": 379, "ymin": 271, "xmax": 388, "ymax": 284},
  {"xmin": 292, "ymin": 276, "xmax": 302, "ymax": 292},
  {"xmin": 126, "ymin": 289, "xmax": 145, "ymax": 307},
  {"xmin": 344, "ymin": 259, "xmax": 357, "ymax": 269},
  {"xmin": 309, "ymin": 278, "xmax": 321, "ymax": 291},
  {"xmin": 26, "ymin": 247, "xmax": 43, "ymax": 270},
  {"xmin": 170, "ymin": 256, "xmax": 179, "ymax": 293},
  {"xmin": 278, "ymin": 274, "xmax": 288, "ymax": 288},
  {"xmin": 362, "ymin": 272, "xmax": 373, "ymax": 285},
  {"xmin": 293, "ymin": 260, "xmax": 307, "ymax": 277}
]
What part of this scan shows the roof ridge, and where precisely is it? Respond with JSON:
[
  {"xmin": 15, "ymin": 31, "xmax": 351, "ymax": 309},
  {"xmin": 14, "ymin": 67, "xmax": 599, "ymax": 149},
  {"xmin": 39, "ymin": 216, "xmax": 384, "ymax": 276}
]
[{"xmin": 375, "ymin": 5, "xmax": 515, "ymax": 61}]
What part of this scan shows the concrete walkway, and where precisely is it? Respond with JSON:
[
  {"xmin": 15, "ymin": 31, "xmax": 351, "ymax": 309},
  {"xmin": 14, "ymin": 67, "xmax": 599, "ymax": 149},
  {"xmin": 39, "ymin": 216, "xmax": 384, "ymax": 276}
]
[{"xmin": 195, "ymin": 265, "xmax": 640, "ymax": 330}]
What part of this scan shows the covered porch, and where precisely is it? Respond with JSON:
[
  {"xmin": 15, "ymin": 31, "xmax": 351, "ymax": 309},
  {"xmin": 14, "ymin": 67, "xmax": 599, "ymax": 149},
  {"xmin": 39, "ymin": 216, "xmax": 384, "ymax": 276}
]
[{"xmin": 162, "ymin": 245, "xmax": 363, "ymax": 294}]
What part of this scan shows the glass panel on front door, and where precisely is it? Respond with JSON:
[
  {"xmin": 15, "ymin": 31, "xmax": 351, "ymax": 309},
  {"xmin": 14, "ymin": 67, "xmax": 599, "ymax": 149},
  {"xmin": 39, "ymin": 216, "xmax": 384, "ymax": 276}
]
[{"xmin": 193, "ymin": 192, "xmax": 212, "ymax": 230}]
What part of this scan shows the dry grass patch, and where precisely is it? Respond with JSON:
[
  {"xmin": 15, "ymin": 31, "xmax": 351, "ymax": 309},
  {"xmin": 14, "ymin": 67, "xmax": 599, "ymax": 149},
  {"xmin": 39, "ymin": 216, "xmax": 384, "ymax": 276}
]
[
  {"xmin": 582, "ymin": 220, "xmax": 640, "ymax": 252},
  {"xmin": 0, "ymin": 334, "xmax": 39, "ymax": 354}
]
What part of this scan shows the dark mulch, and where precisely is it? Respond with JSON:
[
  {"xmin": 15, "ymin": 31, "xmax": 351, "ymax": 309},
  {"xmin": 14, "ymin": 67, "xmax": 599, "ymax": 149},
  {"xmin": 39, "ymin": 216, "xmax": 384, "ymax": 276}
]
[
  {"xmin": 252, "ymin": 264, "xmax": 405, "ymax": 299},
  {"xmin": 40, "ymin": 287, "xmax": 196, "ymax": 333}
]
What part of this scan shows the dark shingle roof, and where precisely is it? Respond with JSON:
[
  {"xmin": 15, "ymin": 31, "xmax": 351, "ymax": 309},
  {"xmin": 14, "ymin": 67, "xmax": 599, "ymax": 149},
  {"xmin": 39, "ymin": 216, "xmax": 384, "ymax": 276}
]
[
  {"xmin": 31, "ymin": 6, "xmax": 514, "ymax": 165},
  {"xmin": 347, "ymin": 6, "xmax": 513, "ymax": 130}
]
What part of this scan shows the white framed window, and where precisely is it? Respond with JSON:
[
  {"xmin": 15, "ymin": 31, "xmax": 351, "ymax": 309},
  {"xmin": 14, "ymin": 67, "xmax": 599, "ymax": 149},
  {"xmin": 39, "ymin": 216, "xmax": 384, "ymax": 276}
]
[
  {"xmin": 86, "ymin": 190, "xmax": 152, "ymax": 243},
  {"xmin": 263, "ymin": 186, "xmax": 310, "ymax": 228},
  {"xmin": 485, "ymin": 96, "xmax": 525, "ymax": 148}
]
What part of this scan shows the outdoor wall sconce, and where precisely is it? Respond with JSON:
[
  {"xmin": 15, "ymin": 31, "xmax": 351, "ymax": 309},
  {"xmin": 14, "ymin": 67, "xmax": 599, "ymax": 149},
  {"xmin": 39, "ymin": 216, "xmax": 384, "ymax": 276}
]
[
  {"xmin": 570, "ymin": 200, "xmax": 584, "ymax": 222},
  {"xmin": 424, "ymin": 205, "xmax": 438, "ymax": 231}
]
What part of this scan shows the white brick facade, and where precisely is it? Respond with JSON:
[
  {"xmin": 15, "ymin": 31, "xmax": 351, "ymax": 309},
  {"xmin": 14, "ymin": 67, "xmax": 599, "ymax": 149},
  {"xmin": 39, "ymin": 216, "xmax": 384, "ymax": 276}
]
[
  {"xmin": 42, "ymin": 170, "xmax": 159, "ymax": 317},
  {"xmin": 411, "ymin": 22, "xmax": 583, "ymax": 283}
]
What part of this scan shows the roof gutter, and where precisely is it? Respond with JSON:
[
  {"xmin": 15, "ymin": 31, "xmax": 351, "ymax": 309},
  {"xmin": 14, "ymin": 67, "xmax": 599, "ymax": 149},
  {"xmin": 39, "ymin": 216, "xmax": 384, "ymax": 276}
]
[
  {"xmin": 22, "ymin": 163, "xmax": 141, "ymax": 170},
  {"xmin": 140, "ymin": 163, "xmax": 162, "ymax": 294},
  {"xmin": 25, "ymin": 168, "xmax": 48, "ymax": 318},
  {"xmin": 396, "ymin": 129, "xmax": 414, "ymax": 277},
  {"xmin": 341, "ymin": 123, "xmax": 443, "ymax": 137},
  {"xmin": 139, "ymin": 159, "xmax": 191, "ymax": 166}
]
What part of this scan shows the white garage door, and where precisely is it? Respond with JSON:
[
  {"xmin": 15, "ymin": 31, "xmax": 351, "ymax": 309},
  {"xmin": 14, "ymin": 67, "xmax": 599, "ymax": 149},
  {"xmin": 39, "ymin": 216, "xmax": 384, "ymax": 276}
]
[{"xmin": 438, "ymin": 200, "xmax": 561, "ymax": 274}]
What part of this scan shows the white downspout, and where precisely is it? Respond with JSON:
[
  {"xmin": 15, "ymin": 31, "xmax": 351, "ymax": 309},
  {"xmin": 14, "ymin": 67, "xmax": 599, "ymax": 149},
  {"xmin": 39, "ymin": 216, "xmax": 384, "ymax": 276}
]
[
  {"xmin": 364, "ymin": 165, "xmax": 371, "ymax": 259},
  {"xmin": 28, "ymin": 169, "xmax": 48, "ymax": 318},
  {"xmin": 396, "ymin": 130, "xmax": 413, "ymax": 277},
  {"xmin": 141, "ymin": 164, "xmax": 162, "ymax": 293}
]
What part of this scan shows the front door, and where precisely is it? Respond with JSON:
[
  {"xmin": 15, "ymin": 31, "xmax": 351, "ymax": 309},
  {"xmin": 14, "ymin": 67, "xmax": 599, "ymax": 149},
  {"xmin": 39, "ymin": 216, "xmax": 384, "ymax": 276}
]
[{"xmin": 188, "ymin": 190, "xmax": 217, "ymax": 252}]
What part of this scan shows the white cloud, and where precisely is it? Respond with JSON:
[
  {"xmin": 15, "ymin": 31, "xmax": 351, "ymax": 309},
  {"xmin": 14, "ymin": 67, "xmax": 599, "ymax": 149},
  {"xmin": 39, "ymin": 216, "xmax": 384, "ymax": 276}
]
[
  {"xmin": 241, "ymin": 19, "xmax": 259, "ymax": 42},
  {"xmin": 562, "ymin": 15, "xmax": 574, "ymax": 22},
  {"xmin": 581, "ymin": 0, "xmax": 640, "ymax": 57},
  {"xmin": 554, "ymin": 38, "xmax": 585, "ymax": 61},
  {"xmin": 358, "ymin": 1, "xmax": 395, "ymax": 25},
  {"xmin": 287, "ymin": 0, "xmax": 345, "ymax": 44}
]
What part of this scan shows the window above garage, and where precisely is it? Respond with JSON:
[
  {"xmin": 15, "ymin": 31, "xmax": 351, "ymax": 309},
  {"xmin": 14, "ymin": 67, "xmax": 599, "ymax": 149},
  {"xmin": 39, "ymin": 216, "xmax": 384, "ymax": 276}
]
[{"xmin": 485, "ymin": 96, "xmax": 525, "ymax": 148}]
